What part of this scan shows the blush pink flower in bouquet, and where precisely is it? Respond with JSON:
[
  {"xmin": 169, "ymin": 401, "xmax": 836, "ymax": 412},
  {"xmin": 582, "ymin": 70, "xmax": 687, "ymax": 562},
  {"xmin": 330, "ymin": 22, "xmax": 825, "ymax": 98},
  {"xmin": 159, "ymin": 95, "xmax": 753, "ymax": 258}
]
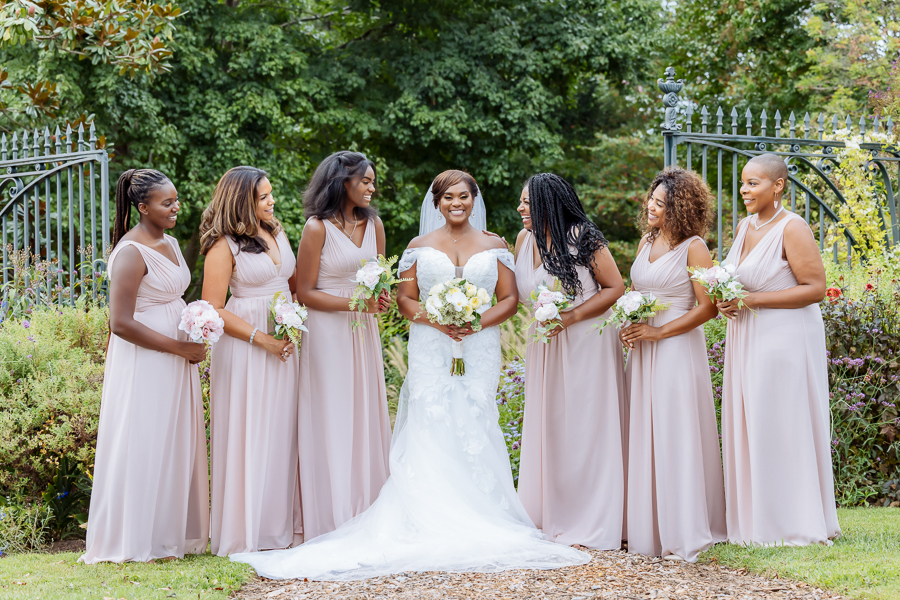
[{"xmin": 178, "ymin": 300, "xmax": 225, "ymax": 344}]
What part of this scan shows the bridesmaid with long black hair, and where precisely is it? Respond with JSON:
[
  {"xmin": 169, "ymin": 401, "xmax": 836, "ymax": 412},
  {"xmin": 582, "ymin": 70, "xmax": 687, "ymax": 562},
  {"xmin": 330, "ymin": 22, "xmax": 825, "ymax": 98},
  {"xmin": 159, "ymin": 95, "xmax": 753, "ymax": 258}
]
[
  {"xmin": 295, "ymin": 151, "xmax": 392, "ymax": 541},
  {"xmin": 513, "ymin": 173, "xmax": 627, "ymax": 550},
  {"xmin": 81, "ymin": 169, "xmax": 208, "ymax": 564}
]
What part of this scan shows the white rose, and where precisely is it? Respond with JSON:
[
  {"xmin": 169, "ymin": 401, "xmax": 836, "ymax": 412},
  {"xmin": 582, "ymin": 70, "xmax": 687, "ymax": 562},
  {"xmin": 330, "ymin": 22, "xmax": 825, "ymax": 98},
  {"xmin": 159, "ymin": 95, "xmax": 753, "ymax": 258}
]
[
  {"xmin": 362, "ymin": 271, "xmax": 381, "ymax": 289},
  {"xmin": 429, "ymin": 282, "xmax": 446, "ymax": 296},
  {"xmin": 476, "ymin": 288, "xmax": 491, "ymax": 306},
  {"xmin": 534, "ymin": 303, "xmax": 560, "ymax": 323}
]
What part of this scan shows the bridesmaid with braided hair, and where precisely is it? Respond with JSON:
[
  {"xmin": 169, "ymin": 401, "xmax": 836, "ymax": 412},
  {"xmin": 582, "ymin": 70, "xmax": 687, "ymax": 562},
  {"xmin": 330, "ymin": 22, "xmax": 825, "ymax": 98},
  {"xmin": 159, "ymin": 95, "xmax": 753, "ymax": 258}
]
[
  {"xmin": 81, "ymin": 169, "xmax": 209, "ymax": 564},
  {"xmin": 513, "ymin": 172, "xmax": 627, "ymax": 550}
]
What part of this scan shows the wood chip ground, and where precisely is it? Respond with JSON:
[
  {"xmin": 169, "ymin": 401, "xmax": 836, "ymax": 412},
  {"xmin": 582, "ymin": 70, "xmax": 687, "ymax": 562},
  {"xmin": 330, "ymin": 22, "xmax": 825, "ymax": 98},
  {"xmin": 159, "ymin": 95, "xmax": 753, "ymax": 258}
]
[{"xmin": 235, "ymin": 549, "xmax": 845, "ymax": 599}]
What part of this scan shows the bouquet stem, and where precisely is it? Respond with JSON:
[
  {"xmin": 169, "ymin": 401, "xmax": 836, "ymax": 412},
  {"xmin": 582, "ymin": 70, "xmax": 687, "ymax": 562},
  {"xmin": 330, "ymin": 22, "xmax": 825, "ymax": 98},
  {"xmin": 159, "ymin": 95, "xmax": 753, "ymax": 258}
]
[{"xmin": 450, "ymin": 339, "xmax": 466, "ymax": 376}]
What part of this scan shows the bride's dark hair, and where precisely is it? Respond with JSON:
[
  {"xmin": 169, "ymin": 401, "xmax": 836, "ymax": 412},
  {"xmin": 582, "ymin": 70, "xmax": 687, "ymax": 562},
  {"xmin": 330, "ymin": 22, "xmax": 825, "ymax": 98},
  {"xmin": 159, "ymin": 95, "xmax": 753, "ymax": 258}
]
[{"xmin": 526, "ymin": 172, "xmax": 608, "ymax": 298}]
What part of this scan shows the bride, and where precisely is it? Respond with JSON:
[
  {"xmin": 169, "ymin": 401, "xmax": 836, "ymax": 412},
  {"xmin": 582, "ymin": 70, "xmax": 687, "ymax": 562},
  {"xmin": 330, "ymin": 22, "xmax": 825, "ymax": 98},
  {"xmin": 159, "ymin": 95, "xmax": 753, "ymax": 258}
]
[{"xmin": 230, "ymin": 170, "xmax": 590, "ymax": 580}]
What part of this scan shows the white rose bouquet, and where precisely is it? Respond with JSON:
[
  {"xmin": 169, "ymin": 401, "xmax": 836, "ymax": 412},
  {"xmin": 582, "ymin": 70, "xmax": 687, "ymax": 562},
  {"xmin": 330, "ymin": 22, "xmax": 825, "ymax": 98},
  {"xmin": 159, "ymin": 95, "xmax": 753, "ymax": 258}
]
[
  {"xmin": 595, "ymin": 289, "xmax": 670, "ymax": 333},
  {"xmin": 269, "ymin": 291, "xmax": 309, "ymax": 347},
  {"xmin": 420, "ymin": 277, "xmax": 493, "ymax": 376},
  {"xmin": 178, "ymin": 300, "xmax": 225, "ymax": 344},
  {"xmin": 687, "ymin": 263, "xmax": 753, "ymax": 312},
  {"xmin": 349, "ymin": 255, "xmax": 410, "ymax": 331},
  {"xmin": 528, "ymin": 279, "xmax": 574, "ymax": 343}
]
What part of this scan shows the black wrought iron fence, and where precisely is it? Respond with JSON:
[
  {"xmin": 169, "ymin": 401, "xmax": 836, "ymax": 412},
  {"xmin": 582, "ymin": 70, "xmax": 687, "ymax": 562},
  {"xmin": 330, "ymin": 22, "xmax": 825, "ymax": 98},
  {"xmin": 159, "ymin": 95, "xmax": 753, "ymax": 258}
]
[
  {"xmin": 659, "ymin": 67, "xmax": 899, "ymax": 264},
  {"xmin": 0, "ymin": 122, "xmax": 110, "ymax": 307}
]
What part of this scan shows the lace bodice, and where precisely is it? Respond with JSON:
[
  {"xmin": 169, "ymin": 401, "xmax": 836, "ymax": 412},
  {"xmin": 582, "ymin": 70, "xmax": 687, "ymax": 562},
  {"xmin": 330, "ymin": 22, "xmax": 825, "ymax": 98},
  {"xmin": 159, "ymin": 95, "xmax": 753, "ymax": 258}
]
[{"xmin": 399, "ymin": 247, "xmax": 515, "ymax": 300}]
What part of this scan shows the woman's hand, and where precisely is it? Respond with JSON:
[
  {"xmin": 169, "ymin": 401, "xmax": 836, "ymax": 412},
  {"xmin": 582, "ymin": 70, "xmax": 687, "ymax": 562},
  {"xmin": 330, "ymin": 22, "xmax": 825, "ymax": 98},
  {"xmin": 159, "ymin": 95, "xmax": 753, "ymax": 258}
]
[
  {"xmin": 543, "ymin": 311, "xmax": 577, "ymax": 339},
  {"xmin": 257, "ymin": 333, "xmax": 295, "ymax": 363},
  {"xmin": 365, "ymin": 289, "xmax": 391, "ymax": 314},
  {"xmin": 716, "ymin": 293, "xmax": 756, "ymax": 319},
  {"xmin": 619, "ymin": 323, "xmax": 664, "ymax": 348},
  {"xmin": 430, "ymin": 322, "xmax": 475, "ymax": 341},
  {"xmin": 178, "ymin": 341, "xmax": 208, "ymax": 364}
]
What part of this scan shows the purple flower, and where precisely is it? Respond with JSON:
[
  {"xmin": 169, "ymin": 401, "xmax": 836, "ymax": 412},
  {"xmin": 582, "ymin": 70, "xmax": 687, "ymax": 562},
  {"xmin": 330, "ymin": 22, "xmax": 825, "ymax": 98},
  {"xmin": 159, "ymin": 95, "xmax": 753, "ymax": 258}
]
[{"xmin": 22, "ymin": 320, "xmax": 30, "ymax": 329}]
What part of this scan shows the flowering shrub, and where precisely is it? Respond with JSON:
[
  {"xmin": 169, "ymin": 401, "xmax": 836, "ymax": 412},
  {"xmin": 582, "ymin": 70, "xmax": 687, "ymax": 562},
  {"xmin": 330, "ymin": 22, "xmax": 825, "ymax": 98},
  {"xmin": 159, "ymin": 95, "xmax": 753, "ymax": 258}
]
[{"xmin": 496, "ymin": 358, "xmax": 526, "ymax": 484}]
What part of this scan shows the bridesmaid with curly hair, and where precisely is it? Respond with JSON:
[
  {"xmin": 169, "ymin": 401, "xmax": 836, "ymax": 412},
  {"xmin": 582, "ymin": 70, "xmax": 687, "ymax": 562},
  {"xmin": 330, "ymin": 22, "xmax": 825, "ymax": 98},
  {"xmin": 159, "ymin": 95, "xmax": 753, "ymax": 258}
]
[
  {"xmin": 620, "ymin": 167, "xmax": 725, "ymax": 562},
  {"xmin": 514, "ymin": 173, "xmax": 627, "ymax": 550}
]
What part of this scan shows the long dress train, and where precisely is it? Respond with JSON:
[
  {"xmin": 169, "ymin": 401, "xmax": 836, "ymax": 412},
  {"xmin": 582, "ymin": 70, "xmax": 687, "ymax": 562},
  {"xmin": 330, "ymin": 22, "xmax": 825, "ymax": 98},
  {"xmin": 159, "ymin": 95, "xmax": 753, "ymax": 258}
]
[
  {"xmin": 514, "ymin": 231, "xmax": 627, "ymax": 549},
  {"xmin": 231, "ymin": 247, "xmax": 590, "ymax": 580},
  {"xmin": 721, "ymin": 213, "xmax": 840, "ymax": 545},
  {"xmin": 626, "ymin": 236, "xmax": 726, "ymax": 561},
  {"xmin": 81, "ymin": 236, "xmax": 208, "ymax": 563}
]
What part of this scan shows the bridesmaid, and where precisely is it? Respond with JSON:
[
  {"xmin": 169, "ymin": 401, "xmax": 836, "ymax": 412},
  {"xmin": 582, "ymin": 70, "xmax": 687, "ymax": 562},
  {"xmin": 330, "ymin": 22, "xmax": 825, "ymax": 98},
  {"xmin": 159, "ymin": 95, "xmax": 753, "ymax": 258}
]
[
  {"xmin": 81, "ymin": 170, "xmax": 208, "ymax": 563},
  {"xmin": 201, "ymin": 166, "xmax": 302, "ymax": 556},
  {"xmin": 295, "ymin": 151, "xmax": 392, "ymax": 540},
  {"xmin": 717, "ymin": 153, "xmax": 840, "ymax": 545},
  {"xmin": 513, "ymin": 173, "xmax": 627, "ymax": 550},
  {"xmin": 619, "ymin": 167, "xmax": 726, "ymax": 562}
]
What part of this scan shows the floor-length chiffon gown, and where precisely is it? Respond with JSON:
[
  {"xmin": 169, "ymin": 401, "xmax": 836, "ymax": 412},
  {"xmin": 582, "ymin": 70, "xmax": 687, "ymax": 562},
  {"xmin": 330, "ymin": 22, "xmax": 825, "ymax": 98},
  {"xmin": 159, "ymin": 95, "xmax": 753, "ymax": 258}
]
[
  {"xmin": 625, "ymin": 236, "xmax": 726, "ymax": 562},
  {"xmin": 81, "ymin": 236, "xmax": 209, "ymax": 563},
  {"xmin": 209, "ymin": 231, "xmax": 302, "ymax": 556},
  {"xmin": 721, "ymin": 212, "xmax": 840, "ymax": 545},
  {"xmin": 231, "ymin": 247, "xmax": 589, "ymax": 580},
  {"xmin": 514, "ymin": 232, "xmax": 627, "ymax": 550},
  {"xmin": 297, "ymin": 218, "xmax": 392, "ymax": 541}
]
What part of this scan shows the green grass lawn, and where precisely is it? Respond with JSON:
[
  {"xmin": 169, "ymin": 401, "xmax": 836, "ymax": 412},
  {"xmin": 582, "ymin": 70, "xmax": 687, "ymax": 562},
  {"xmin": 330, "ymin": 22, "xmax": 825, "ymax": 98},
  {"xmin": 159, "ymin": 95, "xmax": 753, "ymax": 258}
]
[
  {"xmin": 701, "ymin": 507, "xmax": 900, "ymax": 600},
  {"xmin": 0, "ymin": 550, "xmax": 254, "ymax": 600}
]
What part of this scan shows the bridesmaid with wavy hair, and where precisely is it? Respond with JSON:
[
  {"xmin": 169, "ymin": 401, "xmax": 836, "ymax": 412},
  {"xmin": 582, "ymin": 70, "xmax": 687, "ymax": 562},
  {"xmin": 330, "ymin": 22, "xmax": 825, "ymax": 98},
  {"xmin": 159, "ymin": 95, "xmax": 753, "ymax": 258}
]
[
  {"xmin": 201, "ymin": 166, "xmax": 302, "ymax": 556},
  {"xmin": 619, "ymin": 167, "xmax": 726, "ymax": 562},
  {"xmin": 717, "ymin": 154, "xmax": 839, "ymax": 546},
  {"xmin": 82, "ymin": 169, "xmax": 208, "ymax": 564},
  {"xmin": 295, "ymin": 151, "xmax": 392, "ymax": 540},
  {"xmin": 513, "ymin": 173, "xmax": 627, "ymax": 550}
]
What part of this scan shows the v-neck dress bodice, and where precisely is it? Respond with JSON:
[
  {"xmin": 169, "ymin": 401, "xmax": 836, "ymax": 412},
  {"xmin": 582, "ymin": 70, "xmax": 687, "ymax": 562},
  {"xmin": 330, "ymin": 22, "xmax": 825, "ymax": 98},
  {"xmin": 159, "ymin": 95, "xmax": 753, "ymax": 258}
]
[
  {"xmin": 624, "ymin": 235, "xmax": 726, "ymax": 561},
  {"xmin": 82, "ymin": 236, "xmax": 209, "ymax": 563},
  {"xmin": 719, "ymin": 212, "xmax": 840, "ymax": 546},
  {"xmin": 513, "ymin": 231, "xmax": 627, "ymax": 549}
]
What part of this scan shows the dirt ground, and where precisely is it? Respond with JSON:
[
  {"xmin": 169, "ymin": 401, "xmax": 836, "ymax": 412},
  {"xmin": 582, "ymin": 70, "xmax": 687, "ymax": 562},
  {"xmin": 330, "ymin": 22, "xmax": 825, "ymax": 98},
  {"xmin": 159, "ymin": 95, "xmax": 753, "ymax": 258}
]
[{"xmin": 234, "ymin": 549, "xmax": 846, "ymax": 600}]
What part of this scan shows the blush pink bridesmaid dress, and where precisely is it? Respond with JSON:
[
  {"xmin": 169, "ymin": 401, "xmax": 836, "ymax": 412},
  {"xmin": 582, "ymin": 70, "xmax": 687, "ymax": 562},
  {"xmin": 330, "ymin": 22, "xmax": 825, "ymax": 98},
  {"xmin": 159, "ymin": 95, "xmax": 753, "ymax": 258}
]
[
  {"xmin": 514, "ymin": 231, "xmax": 627, "ymax": 549},
  {"xmin": 209, "ymin": 231, "xmax": 303, "ymax": 556},
  {"xmin": 626, "ymin": 236, "xmax": 726, "ymax": 562},
  {"xmin": 297, "ymin": 218, "xmax": 391, "ymax": 541},
  {"xmin": 81, "ymin": 236, "xmax": 209, "ymax": 563},
  {"xmin": 721, "ymin": 212, "xmax": 840, "ymax": 545}
]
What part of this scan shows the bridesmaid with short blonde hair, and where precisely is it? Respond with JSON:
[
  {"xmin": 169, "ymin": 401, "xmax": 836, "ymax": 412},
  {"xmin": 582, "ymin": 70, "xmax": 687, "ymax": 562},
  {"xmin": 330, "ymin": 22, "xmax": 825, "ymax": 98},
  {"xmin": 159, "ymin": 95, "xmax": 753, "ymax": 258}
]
[
  {"xmin": 620, "ymin": 167, "xmax": 726, "ymax": 562},
  {"xmin": 717, "ymin": 154, "xmax": 839, "ymax": 545},
  {"xmin": 81, "ymin": 169, "xmax": 209, "ymax": 563},
  {"xmin": 294, "ymin": 151, "xmax": 392, "ymax": 541},
  {"xmin": 202, "ymin": 166, "xmax": 302, "ymax": 556},
  {"xmin": 513, "ymin": 173, "xmax": 627, "ymax": 550}
]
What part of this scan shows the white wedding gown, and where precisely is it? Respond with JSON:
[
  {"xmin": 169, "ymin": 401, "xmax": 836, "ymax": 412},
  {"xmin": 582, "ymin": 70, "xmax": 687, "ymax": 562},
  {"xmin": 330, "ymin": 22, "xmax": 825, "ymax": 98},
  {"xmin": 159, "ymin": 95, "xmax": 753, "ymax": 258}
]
[{"xmin": 230, "ymin": 247, "xmax": 590, "ymax": 580}]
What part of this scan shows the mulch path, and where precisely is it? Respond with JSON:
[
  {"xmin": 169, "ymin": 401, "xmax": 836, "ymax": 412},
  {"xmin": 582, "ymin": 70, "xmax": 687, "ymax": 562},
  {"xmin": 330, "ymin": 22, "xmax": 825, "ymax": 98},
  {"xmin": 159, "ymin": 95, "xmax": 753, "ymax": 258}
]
[{"xmin": 234, "ymin": 549, "xmax": 846, "ymax": 599}]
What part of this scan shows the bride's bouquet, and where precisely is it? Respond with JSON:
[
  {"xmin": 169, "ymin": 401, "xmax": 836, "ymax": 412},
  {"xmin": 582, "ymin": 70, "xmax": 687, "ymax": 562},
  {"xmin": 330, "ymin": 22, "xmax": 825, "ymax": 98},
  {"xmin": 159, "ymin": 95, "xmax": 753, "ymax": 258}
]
[
  {"xmin": 687, "ymin": 263, "xmax": 753, "ymax": 311},
  {"xmin": 527, "ymin": 279, "xmax": 574, "ymax": 343},
  {"xmin": 270, "ymin": 291, "xmax": 309, "ymax": 347},
  {"xmin": 179, "ymin": 300, "xmax": 225, "ymax": 344},
  {"xmin": 421, "ymin": 277, "xmax": 493, "ymax": 376},
  {"xmin": 594, "ymin": 289, "xmax": 670, "ymax": 333},
  {"xmin": 349, "ymin": 255, "xmax": 410, "ymax": 331}
]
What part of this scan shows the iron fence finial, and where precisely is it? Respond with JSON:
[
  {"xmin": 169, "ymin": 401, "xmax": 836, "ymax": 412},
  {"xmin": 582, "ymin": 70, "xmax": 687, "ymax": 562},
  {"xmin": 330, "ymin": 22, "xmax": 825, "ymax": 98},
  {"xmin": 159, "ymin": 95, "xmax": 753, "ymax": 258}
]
[{"xmin": 658, "ymin": 66, "xmax": 684, "ymax": 131}]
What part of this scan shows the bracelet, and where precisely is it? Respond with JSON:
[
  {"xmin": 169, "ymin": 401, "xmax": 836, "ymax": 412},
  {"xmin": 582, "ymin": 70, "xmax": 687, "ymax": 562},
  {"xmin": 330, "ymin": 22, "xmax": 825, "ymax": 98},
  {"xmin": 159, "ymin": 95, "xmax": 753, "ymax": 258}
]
[{"xmin": 249, "ymin": 327, "xmax": 259, "ymax": 345}]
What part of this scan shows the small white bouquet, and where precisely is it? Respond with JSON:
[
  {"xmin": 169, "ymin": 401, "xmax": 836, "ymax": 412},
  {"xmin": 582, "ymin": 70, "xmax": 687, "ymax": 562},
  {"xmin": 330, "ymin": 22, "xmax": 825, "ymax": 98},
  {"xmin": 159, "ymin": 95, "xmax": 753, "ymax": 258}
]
[
  {"xmin": 349, "ymin": 255, "xmax": 410, "ymax": 331},
  {"xmin": 178, "ymin": 300, "xmax": 225, "ymax": 344},
  {"xmin": 421, "ymin": 277, "xmax": 493, "ymax": 376},
  {"xmin": 687, "ymin": 263, "xmax": 753, "ymax": 311},
  {"xmin": 595, "ymin": 289, "xmax": 670, "ymax": 333},
  {"xmin": 270, "ymin": 291, "xmax": 309, "ymax": 347},
  {"xmin": 528, "ymin": 279, "xmax": 573, "ymax": 343}
]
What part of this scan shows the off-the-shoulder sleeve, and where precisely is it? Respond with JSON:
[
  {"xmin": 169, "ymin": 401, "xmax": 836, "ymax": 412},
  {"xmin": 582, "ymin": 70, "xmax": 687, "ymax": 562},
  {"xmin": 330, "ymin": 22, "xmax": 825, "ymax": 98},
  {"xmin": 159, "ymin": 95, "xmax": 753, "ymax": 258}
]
[
  {"xmin": 489, "ymin": 248, "xmax": 515, "ymax": 271},
  {"xmin": 399, "ymin": 247, "xmax": 425, "ymax": 273}
]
